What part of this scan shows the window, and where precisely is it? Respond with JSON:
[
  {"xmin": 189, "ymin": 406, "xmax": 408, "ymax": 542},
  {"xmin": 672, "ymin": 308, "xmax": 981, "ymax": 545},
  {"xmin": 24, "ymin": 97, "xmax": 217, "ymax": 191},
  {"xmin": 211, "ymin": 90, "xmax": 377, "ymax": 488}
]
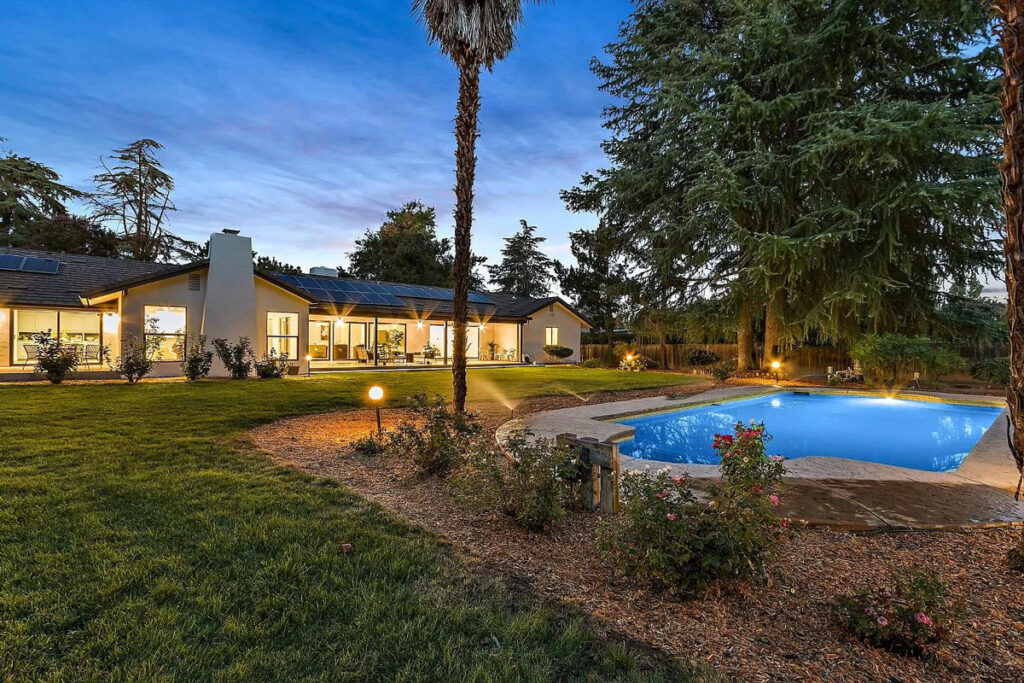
[
  {"xmin": 267, "ymin": 312, "xmax": 299, "ymax": 359},
  {"xmin": 145, "ymin": 306, "xmax": 186, "ymax": 361},
  {"xmin": 545, "ymin": 326, "xmax": 559, "ymax": 346},
  {"xmin": 309, "ymin": 321, "xmax": 331, "ymax": 360},
  {"xmin": 12, "ymin": 309, "xmax": 103, "ymax": 364}
]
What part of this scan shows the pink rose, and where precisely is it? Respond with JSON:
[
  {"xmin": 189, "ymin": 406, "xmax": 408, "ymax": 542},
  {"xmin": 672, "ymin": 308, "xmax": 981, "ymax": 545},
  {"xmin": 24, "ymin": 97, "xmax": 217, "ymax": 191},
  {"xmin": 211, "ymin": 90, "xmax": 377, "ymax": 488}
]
[
  {"xmin": 769, "ymin": 495, "xmax": 780, "ymax": 505},
  {"xmin": 915, "ymin": 612, "xmax": 933, "ymax": 627},
  {"xmin": 666, "ymin": 513, "xmax": 677, "ymax": 521},
  {"xmin": 877, "ymin": 616, "xmax": 888, "ymax": 627}
]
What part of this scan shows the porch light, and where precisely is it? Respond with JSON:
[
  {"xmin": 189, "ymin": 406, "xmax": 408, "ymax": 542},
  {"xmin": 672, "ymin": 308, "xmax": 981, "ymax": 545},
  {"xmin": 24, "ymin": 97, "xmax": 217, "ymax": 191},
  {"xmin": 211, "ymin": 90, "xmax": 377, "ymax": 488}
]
[
  {"xmin": 368, "ymin": 385, "xmax": 385, "ymax": 434},
  {"xmin": 416, "ymin": 320, "xmax": 424, "ymax": 329},
  {"xmin": 479, "ymin": 323, "xmax": 486, "ymax": 330}
]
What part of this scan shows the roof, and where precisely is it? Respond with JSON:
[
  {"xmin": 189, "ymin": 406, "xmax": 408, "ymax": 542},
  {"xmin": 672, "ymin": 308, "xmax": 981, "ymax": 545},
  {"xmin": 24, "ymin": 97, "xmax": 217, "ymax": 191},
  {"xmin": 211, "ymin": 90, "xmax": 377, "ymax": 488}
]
[
  {"xmin": 0, "ymin": 247, "xmax": 178, "ymax": 308},
  {"xmin": 0, "ymin": 246, "xmax": 589, "ymax": 325}
]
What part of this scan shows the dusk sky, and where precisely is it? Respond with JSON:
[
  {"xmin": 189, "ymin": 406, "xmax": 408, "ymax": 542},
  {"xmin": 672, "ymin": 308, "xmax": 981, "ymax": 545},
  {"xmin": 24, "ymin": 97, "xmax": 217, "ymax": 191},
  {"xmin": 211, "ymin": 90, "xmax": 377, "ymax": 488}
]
[{"xmin": 1, "ymin": 0, "xmax": 634, "ymax": 272}]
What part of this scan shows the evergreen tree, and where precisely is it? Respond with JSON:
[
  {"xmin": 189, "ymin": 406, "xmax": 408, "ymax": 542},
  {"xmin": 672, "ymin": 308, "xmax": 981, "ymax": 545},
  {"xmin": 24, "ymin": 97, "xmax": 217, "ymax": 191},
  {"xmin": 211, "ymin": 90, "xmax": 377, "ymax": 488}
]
[
  {"xmin": 487, "ymin": 219, "xmax": 554, "ymax": 297},
  {"xmin": 346, "ymin": 201, "xmax": 486, "ymax": 288},
  {"xmin": 0, "ymin": 144, "xmax": 85, "ymax": 246},
  {"xmin": 565, "ymin": 0, "xmax": 1000, "ymax": 368},
  {"xmin": 12, "ymin": 214, "xmax": 122, "ymax": 257},
  {"xmin": 255, "ymin": 255, "xmax": 303, "ymax": 275},
  {"xmin": 555, "ymin": 226, "xmax": 623, "ymax": 344},
  {"xmin": 92, "ymin": 139, "xmax": 196, "ymax": 262}
]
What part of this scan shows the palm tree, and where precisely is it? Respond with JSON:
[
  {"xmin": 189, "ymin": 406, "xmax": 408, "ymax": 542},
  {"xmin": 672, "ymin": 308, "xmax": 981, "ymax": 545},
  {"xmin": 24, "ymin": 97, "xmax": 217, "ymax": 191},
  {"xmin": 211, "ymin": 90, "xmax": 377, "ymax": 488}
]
[
  {"xmin": 993, "ymin": 0, "xmax": 1024, "ymax": 502},
  {"xmin": 412, "ymin": 0, "xmax": 540, "ymax": 412}
]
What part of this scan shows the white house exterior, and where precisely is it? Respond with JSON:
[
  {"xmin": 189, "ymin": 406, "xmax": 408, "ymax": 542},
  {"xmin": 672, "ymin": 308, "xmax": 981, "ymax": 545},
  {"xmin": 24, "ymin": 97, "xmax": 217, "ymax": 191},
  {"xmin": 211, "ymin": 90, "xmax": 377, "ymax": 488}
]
[{"xmin": 0, "ymin": 230, "xmax": 591, "ymax": 378}]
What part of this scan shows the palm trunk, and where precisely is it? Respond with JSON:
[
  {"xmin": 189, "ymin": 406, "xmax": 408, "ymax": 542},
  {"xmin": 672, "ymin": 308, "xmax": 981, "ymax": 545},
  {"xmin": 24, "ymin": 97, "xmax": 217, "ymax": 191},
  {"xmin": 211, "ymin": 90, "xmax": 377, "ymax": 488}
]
[
  {"xmin": 995, "ymin": 0, "xmax": 1024, "ymax": 499},
  {"xmin": 736, "ymin": 297, "xmax": 755, "ymax": 371},
  {"xmin": 451, "ymin": 56, "xmax": 481, "ymax": 413}
]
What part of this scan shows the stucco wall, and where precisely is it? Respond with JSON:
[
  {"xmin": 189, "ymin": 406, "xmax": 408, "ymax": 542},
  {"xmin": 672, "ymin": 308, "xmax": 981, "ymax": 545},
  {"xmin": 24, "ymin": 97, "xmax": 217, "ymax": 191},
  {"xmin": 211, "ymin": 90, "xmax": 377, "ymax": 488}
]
[
  {"xmin": 521, "ymin": 303, "xmax": 586, "ymax": 363},
  {"xmin": 0, "ymin": 307, "xmax": 9, "ymax": 366},
  {"xmin": 254, "ymin": 279, "xmax": 309, "ymax": 373},
  {"xmin": 121, "ymin": 271, "xmax": 209, "ymax": 378}
]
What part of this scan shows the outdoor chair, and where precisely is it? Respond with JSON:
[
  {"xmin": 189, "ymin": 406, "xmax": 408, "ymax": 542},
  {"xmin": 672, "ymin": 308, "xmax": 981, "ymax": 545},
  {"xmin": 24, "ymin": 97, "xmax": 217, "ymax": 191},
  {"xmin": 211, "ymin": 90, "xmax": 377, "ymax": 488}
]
[{"xmin": 21, "ymin": 344, "xmax": 40, "ymax": 366}]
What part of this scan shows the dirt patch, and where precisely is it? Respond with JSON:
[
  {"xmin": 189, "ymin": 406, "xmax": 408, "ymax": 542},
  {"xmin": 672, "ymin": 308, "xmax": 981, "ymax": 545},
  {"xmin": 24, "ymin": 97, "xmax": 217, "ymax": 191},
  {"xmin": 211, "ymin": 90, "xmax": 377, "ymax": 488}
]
[{"xmin": 251, "ymin": 387, "xmax": 1024, "ymax": 682}]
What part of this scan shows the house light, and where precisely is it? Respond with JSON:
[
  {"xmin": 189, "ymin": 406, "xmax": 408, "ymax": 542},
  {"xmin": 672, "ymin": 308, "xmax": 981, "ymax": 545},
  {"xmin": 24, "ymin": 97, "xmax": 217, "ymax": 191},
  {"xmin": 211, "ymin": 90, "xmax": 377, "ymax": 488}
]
[
  {"xmin": 103, "ymin": 312, "xmax": 119, "ymax": 331},
  {"xmin": 416, "ymin": 320, "xmax": 424, "ymax": 329},
  {"xmin": 479, "ymin": 323, "xmax": 486, "ymax": 330}
]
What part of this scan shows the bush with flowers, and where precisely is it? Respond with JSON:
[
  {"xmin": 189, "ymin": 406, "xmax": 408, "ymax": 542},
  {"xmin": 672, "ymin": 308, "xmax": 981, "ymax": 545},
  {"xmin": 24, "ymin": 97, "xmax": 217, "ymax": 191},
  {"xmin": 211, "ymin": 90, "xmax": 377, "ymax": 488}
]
[
  {"xmin": 452, "ymin": 432, "xmax": 590, "ymax": 532},
  {"xmin": 600, "ymin": 421, "xmax": 786, "ymax": 593},
  {"xmin": 835, "ymin": 571, "xmax": 963, "ymax": 658}
]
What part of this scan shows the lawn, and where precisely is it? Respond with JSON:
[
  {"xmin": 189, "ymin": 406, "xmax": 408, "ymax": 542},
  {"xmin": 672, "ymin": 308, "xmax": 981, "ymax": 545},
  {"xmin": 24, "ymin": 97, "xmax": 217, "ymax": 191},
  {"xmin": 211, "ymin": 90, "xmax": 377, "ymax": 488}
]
[{"xmin": 0, "ymin": 368, "xmax": 707, "ymax": 681}]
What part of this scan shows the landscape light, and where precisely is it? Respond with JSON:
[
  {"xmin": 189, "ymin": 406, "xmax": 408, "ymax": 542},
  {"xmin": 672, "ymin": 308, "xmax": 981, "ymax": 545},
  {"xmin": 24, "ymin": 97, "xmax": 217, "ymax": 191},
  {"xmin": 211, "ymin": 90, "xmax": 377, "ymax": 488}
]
[
  {"xmin": 625, "ymin": 354, "xmax": 634, "ymax": 361},
  {"xmin": 368, "ymin": 385, "xmax": 385, "ymax": 433},
  {"xmin": 305, "ymin": 354, "xmax": 312, "ymax": 377},
  {"xmin": 771, "ymin": 361, "xmax": 780, "ymax": 370}
]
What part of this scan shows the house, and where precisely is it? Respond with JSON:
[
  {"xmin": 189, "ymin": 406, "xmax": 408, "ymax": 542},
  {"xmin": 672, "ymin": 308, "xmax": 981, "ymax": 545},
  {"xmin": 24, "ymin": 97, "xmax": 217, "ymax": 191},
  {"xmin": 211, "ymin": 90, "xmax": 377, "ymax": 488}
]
[{"xmin": 0, "ymin": 230, "xmax": 590, "ymax": 378}]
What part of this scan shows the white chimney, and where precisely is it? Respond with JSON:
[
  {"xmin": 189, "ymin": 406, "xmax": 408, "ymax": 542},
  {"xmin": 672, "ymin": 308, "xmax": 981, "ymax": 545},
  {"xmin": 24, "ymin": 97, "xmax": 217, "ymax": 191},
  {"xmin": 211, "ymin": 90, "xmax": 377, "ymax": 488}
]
[{"xmin": 202, "ymin": 230, "xmax": 257, "ymax": 375}]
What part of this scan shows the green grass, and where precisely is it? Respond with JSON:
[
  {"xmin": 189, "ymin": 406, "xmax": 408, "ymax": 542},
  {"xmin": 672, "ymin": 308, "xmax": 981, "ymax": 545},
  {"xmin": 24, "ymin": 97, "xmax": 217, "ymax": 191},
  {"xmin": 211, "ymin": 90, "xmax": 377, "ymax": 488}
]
[{"xmin": 0, "ymin": 368, "xmax": 711, "ymax": 681}]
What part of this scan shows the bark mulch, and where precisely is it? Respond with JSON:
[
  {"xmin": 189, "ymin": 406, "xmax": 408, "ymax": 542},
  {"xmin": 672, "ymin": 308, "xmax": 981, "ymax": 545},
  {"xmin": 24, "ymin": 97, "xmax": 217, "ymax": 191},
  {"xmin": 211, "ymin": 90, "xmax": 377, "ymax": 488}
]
[{"xmin": 250, "ymin": 387, "xmax": 1024, "ymax": 682}]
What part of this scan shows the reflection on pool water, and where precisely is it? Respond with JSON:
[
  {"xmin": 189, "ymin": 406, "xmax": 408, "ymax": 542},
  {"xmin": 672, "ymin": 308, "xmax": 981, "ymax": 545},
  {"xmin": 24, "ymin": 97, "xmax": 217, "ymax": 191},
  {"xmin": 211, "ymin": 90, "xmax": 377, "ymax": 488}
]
[{"xmin": 616, "ymin": 392, "xmax": 1003, "ymax": 472}]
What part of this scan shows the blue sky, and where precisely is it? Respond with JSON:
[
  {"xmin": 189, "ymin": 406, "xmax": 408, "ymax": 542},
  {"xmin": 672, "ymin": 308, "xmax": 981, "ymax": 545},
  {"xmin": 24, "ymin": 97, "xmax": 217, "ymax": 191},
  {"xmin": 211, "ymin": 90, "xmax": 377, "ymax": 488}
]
[{"xmin": 0, "ymin": 0, "xmax": 633, "ymax": 271}]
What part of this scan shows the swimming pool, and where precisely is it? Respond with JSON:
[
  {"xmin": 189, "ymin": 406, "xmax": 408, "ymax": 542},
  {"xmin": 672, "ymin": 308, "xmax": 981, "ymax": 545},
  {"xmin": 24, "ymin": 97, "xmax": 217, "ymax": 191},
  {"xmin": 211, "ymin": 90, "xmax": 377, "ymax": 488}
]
[{"xmin": 616, "ymin": 392, "xmax": 1003, "ymax": 472}]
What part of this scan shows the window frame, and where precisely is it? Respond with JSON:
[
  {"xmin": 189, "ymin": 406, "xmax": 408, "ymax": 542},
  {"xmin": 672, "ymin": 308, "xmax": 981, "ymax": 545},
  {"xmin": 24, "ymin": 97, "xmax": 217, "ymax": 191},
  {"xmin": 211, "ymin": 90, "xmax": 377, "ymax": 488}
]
[
  {"xmin": 144, "ymin": 305, "xmax": 188, "ymax": 362},
  {"xmin": 266, "ymin": 311, "xmax": 300, "ymax": 360},
  {"xmin": 545, "ymin": 326, "xmax": 559, "ymax": 346}
]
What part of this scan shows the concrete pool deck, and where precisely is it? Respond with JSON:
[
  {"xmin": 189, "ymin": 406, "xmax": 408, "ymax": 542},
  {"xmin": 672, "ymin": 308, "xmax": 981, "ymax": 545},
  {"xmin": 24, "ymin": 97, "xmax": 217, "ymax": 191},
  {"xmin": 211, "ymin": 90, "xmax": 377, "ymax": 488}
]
[{"xmin": 497, "ymin": 386, "xmax": 1024, "ymax": 530}]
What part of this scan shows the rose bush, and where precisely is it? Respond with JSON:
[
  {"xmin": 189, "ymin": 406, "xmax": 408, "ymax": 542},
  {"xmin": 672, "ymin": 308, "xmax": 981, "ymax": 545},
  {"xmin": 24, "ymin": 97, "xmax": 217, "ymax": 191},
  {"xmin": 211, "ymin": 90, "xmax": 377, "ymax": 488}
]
[{"xmin": 600, "ymin": 421, "xmax": 786, "ymax": 593}]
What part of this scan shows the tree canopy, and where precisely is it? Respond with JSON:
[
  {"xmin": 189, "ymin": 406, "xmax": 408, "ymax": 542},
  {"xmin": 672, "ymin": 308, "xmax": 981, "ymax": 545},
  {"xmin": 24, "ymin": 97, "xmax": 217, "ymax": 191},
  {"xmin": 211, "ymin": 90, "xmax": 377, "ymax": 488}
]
[
  {"xmin": 0, "ymin": 143, "xmax": 86, "ymax": 248},
  {"xmin": 487, "ymin": 219, "xmax": 554, "ymax": 297},
  {"xmin": 346, "ymin": 201, "xmax": 485, "ymax": 288},
  {"xmin": 564, "ymin": 0, "xmax": 1001, "ymax": 360},
  {"xmin": 555, "ymin": 227, "xmax": 623, "ymax": 340}
]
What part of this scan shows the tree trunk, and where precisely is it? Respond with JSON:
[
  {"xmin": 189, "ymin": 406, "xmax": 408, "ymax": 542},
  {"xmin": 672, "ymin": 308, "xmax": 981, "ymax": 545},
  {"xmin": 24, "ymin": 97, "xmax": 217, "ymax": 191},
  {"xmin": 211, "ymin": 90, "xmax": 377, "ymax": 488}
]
[
  {"xmin": 736, "ymin": 297, "xmax": 755, "ymax": 371},
  {"xmin": 762, "ymin": 296, "xmax": 781, "ymax": 368},
  {"xmin": 451, "ymin": 57, "xmax": 482, "ymax": 412},
  {"xmin": 995, "ymin": 0, "xmax": 1024, "ymax": 499}
]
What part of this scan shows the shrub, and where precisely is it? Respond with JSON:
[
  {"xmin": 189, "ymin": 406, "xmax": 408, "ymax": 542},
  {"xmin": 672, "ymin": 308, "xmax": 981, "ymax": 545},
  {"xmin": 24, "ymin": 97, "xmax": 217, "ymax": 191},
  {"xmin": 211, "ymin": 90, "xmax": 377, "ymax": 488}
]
[
  {"xmin": 600, "ymin": 422, "xmax": 786, "ymax": 593},
  {"xmin": 384, "ymin": 393, "xmax": 482, "ymax": 477},
  {"xmin": 212, "ymin": 337, "xmax": 254, "ymax": 380},
  {"xmin": 685, "ymin": 349, "xmax": 720, "ymax": 366},
  {"xmin": 177, "ymin": 335, "xmax": 213, "ymax": 381},
  {"xmin": 971, "ymin": 357, "xmax": 1011, "ymax": 387},
  {"xmin": 110, "ymin": 331, "xmax": 159, "ymax": 384},
  {"xmin": 827, "ymin": 373, "xmax": 844, "ymax": 388},
  {"xmin": 351, "ymin": 433, "xmax": 386, "ymax": 458},
  {"xmin": 542, "ymin": 344, "xmax": 574, "ymax": 362},
  {"xmin": 581, "ymin": 358, "xmax": 602, "ymax": 369},
  {"xmin": 852, "ymin": 336, "xmax": 966, "ymax": 383},
  {"xmin": 619, "ymin": 356, "xmax": 646, "ymax": 372},
  {"xmin": 31, "ymin": 331, "xmax": 82, "ymax": 384},
  {"xmin": 453, "ymin": 433, "xmax": 589, "ymax": 532},
  {"xmin": 253, "ymin": 350, "xmax": 290, "ymax": 379},
  {"xmin": 711, "ymin": 363, "xmax": 731, "ymax": 381},
  {"xmin": 835, "ymin": 571, "xmax": 963, "ymax": 658},
  {"xmin": 925, "ymin": 348, "xmax": 966, "ymax": 379}
]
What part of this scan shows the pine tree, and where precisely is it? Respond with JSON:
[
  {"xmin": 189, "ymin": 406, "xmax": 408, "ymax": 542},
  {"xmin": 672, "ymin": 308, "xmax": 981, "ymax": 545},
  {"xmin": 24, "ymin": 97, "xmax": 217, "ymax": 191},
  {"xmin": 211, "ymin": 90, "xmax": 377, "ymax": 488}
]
[
  {"xmin": 555, "ymin": 226, "xmax": 623, "ymax": 344},
  {"xmin": 487, "ymin": 219, "xmax": 555, "ymax": 297},
  {"xmin": 564, "ymin": 0, "xmax": 1000, "ymax": 361},
  {"xmin": 0, "ymin": 144, "xmax": 85, "ymax": 246}
]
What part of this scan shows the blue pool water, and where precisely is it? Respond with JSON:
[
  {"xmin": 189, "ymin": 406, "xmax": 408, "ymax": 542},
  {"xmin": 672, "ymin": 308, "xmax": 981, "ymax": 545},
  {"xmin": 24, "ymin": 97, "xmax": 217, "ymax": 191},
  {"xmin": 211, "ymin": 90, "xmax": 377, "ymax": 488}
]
[{"xmin": 616, "ymin": 392, "xmax": 1003, "ymax": 472}]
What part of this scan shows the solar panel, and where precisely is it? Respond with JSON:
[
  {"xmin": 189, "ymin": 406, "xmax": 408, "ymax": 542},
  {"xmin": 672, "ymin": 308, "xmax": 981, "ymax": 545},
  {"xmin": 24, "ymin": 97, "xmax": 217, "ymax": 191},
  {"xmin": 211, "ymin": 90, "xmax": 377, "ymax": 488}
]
[
  {"xmin": 20, "ymin": 257, "xmax": 61, "ymax": 274},
  {"xmin": 0, "ymin": 254, "xmax": 24, "ymax": 272}
]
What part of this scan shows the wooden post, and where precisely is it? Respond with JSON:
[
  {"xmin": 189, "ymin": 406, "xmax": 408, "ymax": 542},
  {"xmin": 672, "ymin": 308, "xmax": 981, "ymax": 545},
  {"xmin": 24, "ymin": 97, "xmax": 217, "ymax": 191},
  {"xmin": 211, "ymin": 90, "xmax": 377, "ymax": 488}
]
[{"xmin": 559, "ymin": 434, "xmax": 619, "ymax": 513}]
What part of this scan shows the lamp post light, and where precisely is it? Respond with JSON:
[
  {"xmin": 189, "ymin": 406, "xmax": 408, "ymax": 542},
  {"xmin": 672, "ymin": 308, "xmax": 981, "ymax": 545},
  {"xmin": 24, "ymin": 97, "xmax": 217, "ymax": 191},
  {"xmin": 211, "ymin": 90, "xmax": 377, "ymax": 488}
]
[
  {"xmin": 771, "ymin": 360, "xmax": 781, "ymax": 385},
  {"xmin": 368, "ymin": 385, "xmax": 384, "ymax": 434},
  {"xmin": 305, "ymin": 354, "xmax": 312, "ymax": 377}
]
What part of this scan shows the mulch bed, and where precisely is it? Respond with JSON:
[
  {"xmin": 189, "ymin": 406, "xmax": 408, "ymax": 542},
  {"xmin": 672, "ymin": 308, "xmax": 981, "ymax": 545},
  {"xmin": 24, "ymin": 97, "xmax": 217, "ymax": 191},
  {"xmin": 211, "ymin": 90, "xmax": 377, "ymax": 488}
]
[{"xmin": 250, "ymin": 386, "xmax": 1024, "ymax": 682}]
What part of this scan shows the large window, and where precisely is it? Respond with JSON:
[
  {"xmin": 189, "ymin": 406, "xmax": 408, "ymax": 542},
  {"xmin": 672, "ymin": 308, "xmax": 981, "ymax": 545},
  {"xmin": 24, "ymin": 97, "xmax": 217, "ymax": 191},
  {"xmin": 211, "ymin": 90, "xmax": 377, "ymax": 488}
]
[
  {"xmin": 309, "ymin": 320, "xmax": 331, "ymax": 360},
  {"xmin": 545, "ymin": 326, "xmax": 559, "ymax": 346},
  {"xmin": 145, "ymin": 306, "xmax": 186, "ymax": 361},
  {"xmin": 267, "ymin": 312, "xmax": 299, "ymax": 359},
  {"xmin": 13, "ymin": 309, "xmax": 103, "ymax": 364}
]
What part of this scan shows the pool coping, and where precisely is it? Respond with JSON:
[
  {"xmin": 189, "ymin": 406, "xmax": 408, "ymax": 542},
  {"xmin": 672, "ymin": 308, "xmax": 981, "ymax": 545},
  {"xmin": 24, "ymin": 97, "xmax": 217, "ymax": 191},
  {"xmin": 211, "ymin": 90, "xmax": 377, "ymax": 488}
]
[{"xmin": 497, "ymin": 385, "xmax": 1024, "ymax": 529}]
